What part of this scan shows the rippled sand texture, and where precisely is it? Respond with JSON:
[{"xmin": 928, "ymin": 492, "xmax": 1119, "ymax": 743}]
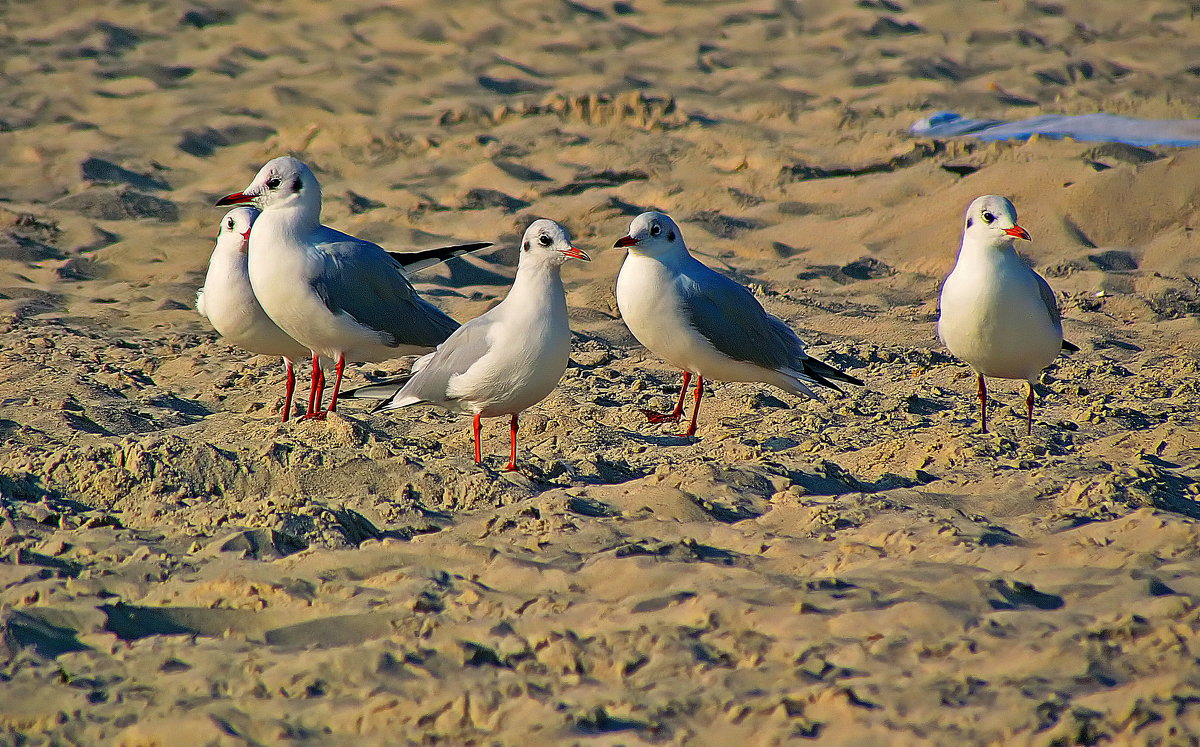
[{"xmin": 3, "ymin": 0, "xmax": 1200, "ymax": 743}]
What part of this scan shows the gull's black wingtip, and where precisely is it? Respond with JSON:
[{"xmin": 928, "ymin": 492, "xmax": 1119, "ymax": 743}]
[
  {"xmin": 386, "ymin": 242, "xmax": 495, "ymax": 271},
  {"xmin": 1062, "ymin": 340, "xmax": 1080, "ymax": 352},
  {"xmin": 445, "ymin": 241, "xmax": 494, "ymax": 253},
  {"xmin": 802, "ymin": 357, "xmax": 864, "ymax": 391}
]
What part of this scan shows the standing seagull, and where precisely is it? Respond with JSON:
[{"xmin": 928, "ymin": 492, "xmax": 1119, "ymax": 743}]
[
  {"xmin": 216, "ymin": 157, "xmax": 487, "ymax": 418},
  {"xmin": 938, "ymin": 195, "xmax": 1079, "ymax": 434},
  {"xmin": 614, "ymin": 211, "xmax": 862, "ymax": 438},
  {"xmin": 344, "ymin": 220, "xmax": 588, "ymax": 470},
  {"xmin": 197, "ymin": 206, "xmax": 320, "ymax": 421}
]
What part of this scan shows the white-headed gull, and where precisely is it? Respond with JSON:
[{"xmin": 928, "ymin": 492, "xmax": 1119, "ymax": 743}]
[
  {"xmin": 216, "ymin": 156, "xmax": 489, "ymax": 419},
  {"xmin": 938, "ymin": 195, "xmax": 1078, "ymax": 434},
  {"xmin": 344, "ymin": 219, "xmax": 589, "ymax": 470},
  {"xmin": 614, "ymin": 211, "xmax": 862, "ymax": 437},
  {"xmin": 197, "ymin": 206, "xmax": 319, "ymax": 421}
]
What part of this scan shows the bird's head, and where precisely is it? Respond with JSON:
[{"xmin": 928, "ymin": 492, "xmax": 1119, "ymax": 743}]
[
  {"xmin": 613, "ymin": 211, "xmax": 686, "ymax": 257},
  {"xmin": 964, "ymin": 195, "xmax": 1030, "ymax": 245},
  {"xmin": 216, "ymin": 206, "xmax": 259, "ymax": 251},
  {"xmin": 216, "ymin": 156, "xmax": 322, "ymax": 214},
  {"xmin": 520, "ymin": 219, "xmax": 589, "ymax": 266}
]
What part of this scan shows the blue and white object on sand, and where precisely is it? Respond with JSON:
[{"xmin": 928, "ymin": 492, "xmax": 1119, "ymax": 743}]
[{"xmin": 913, "ymin": 111, "xmax": 1200, "ymax": 148}]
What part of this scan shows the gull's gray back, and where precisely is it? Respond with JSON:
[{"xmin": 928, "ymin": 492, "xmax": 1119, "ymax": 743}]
[
  {"xmin": 312, "ymin": 230, "xmax": 459, "ymax": 348},
  {"xmin": 676, "ymin": 258, "xmax": 806, "ymax": 372}
]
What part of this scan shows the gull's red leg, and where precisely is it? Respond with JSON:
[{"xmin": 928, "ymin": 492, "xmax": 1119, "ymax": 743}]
[
  {"xmin": 643, "ymin": 370, "xmax": 692, "ymax": 424},
  {"xmin": 505, "ymin": 414, "xmax": 519, "ymax": 472},
  {"xmin": 305, "ymin": 352, "xmax": 320, "ymax": 415},
  {"xmin": 301, "ymin": 352, "xmax": 327, "ymax": 420},
  {"xmin": 326, "ymin": 353, "xmax": 346, "ymax": 413},
  {"xmin": 281, "ymin": 358, "xmax": 296, "ymax": 422},
  {"xmin": 977, "ymin": 373, "xmax": 988, "ymax": 434},
  {"xmin": 473, "ymin": 413, "xmax": 483, "ymax": 464},
  {"xmin": 669, "ymin": 372, "xmax": 692, "ymax": 419},
  {"xmin": 304, "ymin": 356, "xmax": 315, "ymax": 415},
  {"xmin": 1026, "ymin": 381, "xmax": 1034, "ymax": 436},
  {"xmin": 680, "ymin": 375, "xmax": 703, "ymax": 438}
]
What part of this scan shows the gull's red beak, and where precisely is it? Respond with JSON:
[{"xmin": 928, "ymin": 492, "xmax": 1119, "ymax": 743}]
[
  {"xmin": 560, "ymin": 246, "xmax": 590, "ymax": 261},
  {"xmin": 216, "ymin": 192, "xmax": 254, "ymax": 206},
  {"xmin": 614, "ymin": 235, "xmax": 638, "ymax": 248},
  {"xmin": 1004, "ymin": 225, "xmax": 1031, "ymax": 241}
]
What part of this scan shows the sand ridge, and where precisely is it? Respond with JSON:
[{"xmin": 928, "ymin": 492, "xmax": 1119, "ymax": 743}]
[{"xmin": 2, "ymin": 0, "xmax": 1200, "ymax": 743}]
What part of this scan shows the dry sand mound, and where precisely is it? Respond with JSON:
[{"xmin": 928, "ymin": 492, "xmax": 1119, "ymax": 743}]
[{"xmin": 2, "ymin": 0, "xmax": 1200, "ymax": 743}]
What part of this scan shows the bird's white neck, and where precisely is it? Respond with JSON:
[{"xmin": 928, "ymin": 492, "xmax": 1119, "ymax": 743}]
[
  {"xmin": 258, "ymin": 202, "xmax": 321, "ymax": 240},
  {"xmin": 505, "ymin": 260, "xmax": 566, "ymax": 318},
  {"xmin": 207, "ymin": 243, "xmax": 246, "ymax": 279},
  {"xmin": 956, "ymin": 236, "xmax": 1019, "ymax": 268}
]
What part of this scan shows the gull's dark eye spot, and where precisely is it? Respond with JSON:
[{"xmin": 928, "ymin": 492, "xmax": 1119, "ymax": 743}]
[
  {"xmin": 649, "ymin": 223, "xmax": 661, "ymax": 236},
  {"xmin": 538, "ymin": 234, "xmax": 552, "ymax": 247},
  {"xmin": 522, "ymin": 240, "xmax": 529, "ymax": 252},
  {"xmin": 982, "ymin": 211, "xmax": 995, "ymax": 224},
  {"xmin": 667, "ymin": 230, "xmax": 675, "ymax": 242},
  {"xmin": 292, "ymin": 178, "xmax": 302, "ymax": 191},
  {"xmin": 226, "ymin": 218, "xmax": 235, "ymax": 230},
  {"xmin": 966, "ymin": 216, "xmax": 974, "ymax": 229}
]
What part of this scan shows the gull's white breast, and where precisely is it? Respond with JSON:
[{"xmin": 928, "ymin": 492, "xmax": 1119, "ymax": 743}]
[
  {"xmin": 450, "ymin": 281, "xmax": 570, "ymax": 417},
  {"xmin": 201, "ymin": 243, "xmax": 308, "ymax": 360},
  {"xmin": 938, "ymin": 250, "xmax": 1061, "ymax": 380}
]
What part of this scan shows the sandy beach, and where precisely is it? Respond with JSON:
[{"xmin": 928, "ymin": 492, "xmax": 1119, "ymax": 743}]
[{"xmin": 3, "ymin": 0, "xmax": 1200, "ymax": 743}]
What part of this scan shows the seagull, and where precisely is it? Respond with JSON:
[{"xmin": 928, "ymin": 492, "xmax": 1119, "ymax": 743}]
[
  {"xmin": 215, "ymin": 156, "xmax": 490, "ymax": 419},
  {"xmin": 344, "ymin": 219, "xmax": 589, "ymax": 470},
  {"xmin": 197, "ymin": 206, "xmax": 319, "ymax": 421},
  {"xmin": 939, "ymin": 195, "xmax": 1078, "ymax": 434},
  {"xmin": 614, "ymin": 211, "xmax": 862, "ymax": 437}
]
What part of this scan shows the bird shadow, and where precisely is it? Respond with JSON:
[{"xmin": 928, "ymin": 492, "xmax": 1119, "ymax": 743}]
[{"xmin": 619, "ymin": 429, "xmax": 696, "ymax": 447}]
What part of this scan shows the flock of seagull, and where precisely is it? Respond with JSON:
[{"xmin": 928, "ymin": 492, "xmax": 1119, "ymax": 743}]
[{"xmin": 197, "ymin": 156, "xmax": 1077, "ymax": 470}]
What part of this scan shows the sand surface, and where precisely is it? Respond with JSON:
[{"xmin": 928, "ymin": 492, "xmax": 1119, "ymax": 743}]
[{"xmin": 3, "ymin": 0, "xmax": 1200, "ymax": 743}]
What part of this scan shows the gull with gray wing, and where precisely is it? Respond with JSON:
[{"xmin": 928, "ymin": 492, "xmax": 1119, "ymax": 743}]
[
  {"xmin": 614, "ymin": 211, "xmax": 862, "ymax": 438},
  {"xmin": 345, "ymin": 220, "xmax": 589, "ymax": 470},
  {"xmin": 216, "ymin": 157, "xmax": 490, "ymax": 418},
  {"xmin": 938, "ymin": 195, "xmax": 1079, "ymax": 434}
]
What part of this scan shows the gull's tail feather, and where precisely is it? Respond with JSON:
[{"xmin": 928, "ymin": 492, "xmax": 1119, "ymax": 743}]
[
  {"xmin": 342, "ymin": 375, "xmax": 412, "ymax": 411},
  {"xmin": 778, "ymin": 370, "xmax": 821, "ymax": 400},
  {"xmin": 388, "ymin": 242, "xmax": 493, "ymax": 275},
  {"xmin": 377, "ymin": 394, "xmax": 427, "ymax": 412}
]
